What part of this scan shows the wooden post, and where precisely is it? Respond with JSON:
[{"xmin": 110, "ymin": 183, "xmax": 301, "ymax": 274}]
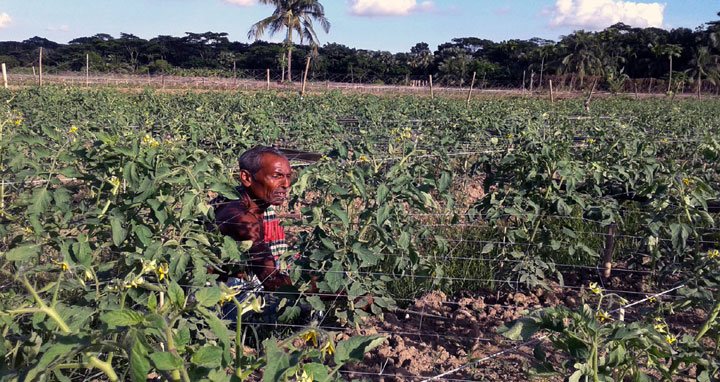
[
  {"xmin": 602, "ymin": 223, "xmax": 617, "ymax": 278},
  {"xmin": 266, "ymin": 69, "xmax": 270, "ymax": 90},
  {"xmin": 522, "ymin": 70, "xmax": 526, "ymax": 92},
  {"xmin": 86, "ymin": 54, "xmax": 89, "ymax": 86},
  {"xmin": 530, "ymin": 71, "xmax": 535, "ymax": 93},
  {"xmin": 549, "ymin": 80, "xmax": 554, "ymax": 104},
  {"xmin": 429, "ymin": 74, "xmax": 434, "ymax": 99},
  {"xmin": 162, "ymin": 75, "xmax": 165, "ymax": 90},
  {"xmin": 32, "ymin": 66, "xmax": 36, "ymax": 77},
  {"xmin": 233, "ymin": 60, "xmax": 237, "ymax": 81},
  {"xmin": 634, "ymin": 81, "xmax": 638, "ymax": 99},
  {"xmin": 1, "ymin": 63, "xmax": 7, "ymax": 89},
  {"xmin": 585, "ymin": 79, "xmax": 597, "ymax": 113},
  {"xmin": 466, "ymin": 71, "xmax": 476, "ymax": 107},
  {"xmin": 301, "ymin": 56, "xmax": 310, "ymax": 97},
  {"xmin": 39, "ymin": 47, "xmax": 43, "ymax": 87}
]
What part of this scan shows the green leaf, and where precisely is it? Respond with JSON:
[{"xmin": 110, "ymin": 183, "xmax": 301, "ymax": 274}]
[
  {"xmin": 376, "ymin": 184, "xmax": 389, "ymax": 204},
  {"xmin": 376, "ymin": 204, "xmax": 390, "ymax": 226},
  {"xmin": 110, "ymin": 212, "xmax": 128, "ymax": 247},
  {"xmin": 130, "ymin": 335, "xmax": 151, "ymax": 382},
  {"xmin": 5, "ymin": 244, "xmax": 40, "ymax": 262},
  {"xmin": 353, "ymin": 243, "xmax": 379, "ymax": 266},
  {"xmin": 168, "ymin": 281, "xmax": 185, "ymax": 309},
  {"xmin": 28, "ymin": 188, "xmax": 52, "ymax": 215},
  {"xmin": 101, "ymin": 310, "xmax": 143, "ymax": 327},
  {"xmin": 438, "ymin": 171, "xmax": 452, "ymax": 193},
  {"xmin": 334, "ymin": 335, "xmax": 386, "ymax": 364},
  {"xmin": 147, "ymin": 292, "xmax": 157, "ymax": 310},
  {"xmin": 303, "ymin": 363, "xmax": 329, "ymax": 382},
  {"xmin": 263, "ymin": 339, "xmax": 291, "ymax": 382},
  {"xmin": 497, "ymin": 317, "xmax": 540, "ymax": 341},
  {"xmin": 195, "ymin": 287, "xmax": 222, "ymax": 307},
  {"xmin": 398, "ymin": 232, "xmax": 410, "ymax": 250},
  {"xmin": 191, "ymin": 346, "xmax": 223, "ymax": 368},
  {"xmin": 329, "ymin": 202, "xmax": 349, "ymax": 227},
  {"xmin": 305, "ymin": 295, "xmax": 325, "ymax": 312},
  {"xmin": 149, "ymin": 352, "xmax": 183, "ymax": 371},
  {"xmin": 198, "ymin": 307, "xmax": 231, "ymax": 366}
]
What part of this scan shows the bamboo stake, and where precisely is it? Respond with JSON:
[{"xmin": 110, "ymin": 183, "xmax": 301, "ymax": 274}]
[
  {"xmin": 39, "ymin": 48, "xmax": 43, "ymax": 87},
  {"xmin": 429, "ymin": 75, "xmax": 434, "ymax": 99},
  {"xmin": 530, "ymin": 71, "xmax": 535, "ymax": 93},
  {"xmin": 584, "ymin": 79, "xmax": 597, "ymax": 113},
  {"xmin": 634, "ymin": 81, "xmax": 639, "ymax": 99},
  {"xmin": 301, "ymin": 56, "xmax": 310, "ymax": 97},
  {"xmin": 466, "ymin": 71, "xmax": 476, "ymax": 107},
  {"xmin": 602, "ymin": 223, "xmax": 617, "ymax": 278},
  {"xmin": 86, "ymin": 54, "xmax": 89, "ymax": 86},
  {"xmin": 266, "ymin": 69, "xmax": 270, "ymax": 90},
  {"xmin": 549, "ymin": 80, "xmax": 554, "ymax": 104},
  {"xmin": 1, "ymin": 63, "xmax": 7, "ymax": 89}
]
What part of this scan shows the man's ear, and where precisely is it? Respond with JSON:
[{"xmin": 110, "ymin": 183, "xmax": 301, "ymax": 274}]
[{"xmin": 239, "ymin": 169, "xmax": 254, "ymax": 187}]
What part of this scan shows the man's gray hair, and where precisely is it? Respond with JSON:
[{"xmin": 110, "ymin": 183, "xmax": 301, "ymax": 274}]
[{"xmin": 238, "ymin": 146, "xmax": 288, "ymax": 176}]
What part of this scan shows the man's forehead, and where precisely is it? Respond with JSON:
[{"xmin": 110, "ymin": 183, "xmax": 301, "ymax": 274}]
[{"xmin": 260, "ymin": 154, "xmax": 291, "ymax": 171}]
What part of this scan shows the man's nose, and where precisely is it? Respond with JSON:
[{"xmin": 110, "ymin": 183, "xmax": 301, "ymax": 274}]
[{"xmin": 282, "ymin": 176, "xmax": 291, "ymax": 188}]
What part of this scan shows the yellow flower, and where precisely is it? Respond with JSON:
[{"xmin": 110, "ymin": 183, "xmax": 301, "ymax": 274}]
[
  {"xmin": 61, "ymin": 262, "xmax": 69, "ymax": 272},
  {"xmin": 588, "ymin": 282, "xmax": 603, "ymax": 295},
  {"xmin": 708, "ymin": 249, "xmax": 719, "ymax": 259},
  {"xmin": 156, "ymin": 263, "xmax": 168, "ymax": 281},
  {"xmin": 302, "ymin": 330, "xmax": 319, "ymax": 347},
  {"xmin": 358, "ymin": 155, "xmax": 369, "ymax": 162},
  {"xmin": 68, "ymin": 125, "xmax": 78, "ymax": 134},
  {"xmin": 660, "ymin": 138, "xmax": 669, "ymax": 143},
  {"xmin": 542, "ymin": 112, "xmax": 550, "ymax": 120},
  {"xmin": 596, "ymin": 311, "xmax": 611, "ymax": 322},
  {"xmin": 646, "ymin": 295, "xmax": 657, "ymax": 303},
  {"xmin": 666, "ymin": 334, "xmax": 676, "ymax": 345},
  {"xmin": 654, "ymin": 323, "xmax": 666, "ymax": 333},
  {"xmin": 683, "ymin": 178, "xmax": 693, "ymax": 186},
  {"xmin": 300, "ymin": 370, "xmax": 313, "ymax": 382},
  {"xmin": 586, "ymin": 139, "xmax": 596, "ymax": 144},
  {"xmin": 84, "ymin": 268, "xmax": 94, "ymax": 281},
  {"xmin": 321, "ymin": 340, "xmax": 335, "ymax": 355},
  {"xmin": 507, "ymin": 133, "xmax": 514, "ymax": 139}
]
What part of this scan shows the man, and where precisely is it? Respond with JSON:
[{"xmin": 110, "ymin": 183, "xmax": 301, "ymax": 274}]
[{"xmin": 214, "ymin": 146, "xmax": 295, "ymax": 291}]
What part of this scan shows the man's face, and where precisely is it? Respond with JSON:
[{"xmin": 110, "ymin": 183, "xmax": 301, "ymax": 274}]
[{"xmin": 242, "ymin": 154, "xmax": 292, "ymax": 206}]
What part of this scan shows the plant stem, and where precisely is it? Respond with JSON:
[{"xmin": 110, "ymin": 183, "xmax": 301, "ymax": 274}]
[{"xmin": 695, "ymin": 289, "xmax": 720, "ymax": 341}]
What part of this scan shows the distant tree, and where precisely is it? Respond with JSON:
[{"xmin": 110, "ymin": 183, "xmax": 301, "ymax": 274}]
[
  {"xmin": 248, "ymin": 0, "xmax": 330, "ymax": 82},
  {"xmin": 408, "ymin": 42, "xmax": 433, "ymax": 75},
  {"xmin": 685, "ymin": 46, "xmax": 719, "ymax": 99},
  {"xmin": 650, "ymin": 43, "xmax": 683, "ymax": 91},
  {"xmin": 560, "ymin": 31, "xmax": 602, "ymax": 89},
  {"xmin": 437, "ymin": 47, "xmax": 471, "ymax": 86}
]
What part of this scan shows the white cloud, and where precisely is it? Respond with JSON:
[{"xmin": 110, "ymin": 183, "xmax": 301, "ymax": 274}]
[
  {"xmin": 46, "ymin": 25, "xmax": 70, "ymax": 32},
  {"xmin": 348, "ymin": 0, "xmax": 435, "ymax": 17},
  {"xmin": 0, "ymin": 12, "xmax": 12, "ymax": 29},
  {"xmin": 546, "ymin": 0, "xmax": 665, "ymax": 30},
  {"xmin": 223, "ymin": 0, "xmax": 256, "ymax": 7}
]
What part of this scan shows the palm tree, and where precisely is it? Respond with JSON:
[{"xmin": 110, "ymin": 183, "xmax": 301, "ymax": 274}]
[
  {"xmin": 560, "ymin": 31, "xmax": 602, "ymax": 90},
  {"xmin": 685, "ymin": 46, "xmax": 720, "ymax": 99},
  {"xmin": 248, "ymin": 0, "xmax": 330, "ymax": 82},
  {"xmin": 651, "ymin": 43, "xmax": 683, "ymax": 92}
]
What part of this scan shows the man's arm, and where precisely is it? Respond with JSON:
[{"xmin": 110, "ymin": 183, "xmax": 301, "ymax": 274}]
[{"xmin": 216, "ymin": 203, "xmax": 291, "ymax": 291}]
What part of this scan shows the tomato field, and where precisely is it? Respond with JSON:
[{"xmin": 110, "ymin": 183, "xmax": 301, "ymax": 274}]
[{"xmin": 1, "ymin": 86, "xmax": 719, "ymax": 381}]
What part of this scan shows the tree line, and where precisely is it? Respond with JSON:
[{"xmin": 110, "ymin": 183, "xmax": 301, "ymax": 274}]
[{"xmin": 0, "ymin": 12, "xmax": 719, "ymax": 92}]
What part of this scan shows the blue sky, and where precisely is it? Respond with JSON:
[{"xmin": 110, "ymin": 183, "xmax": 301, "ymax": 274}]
[{"xmin": 0, "ymin": 0, "xmax": 718, "ymax": 52}]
